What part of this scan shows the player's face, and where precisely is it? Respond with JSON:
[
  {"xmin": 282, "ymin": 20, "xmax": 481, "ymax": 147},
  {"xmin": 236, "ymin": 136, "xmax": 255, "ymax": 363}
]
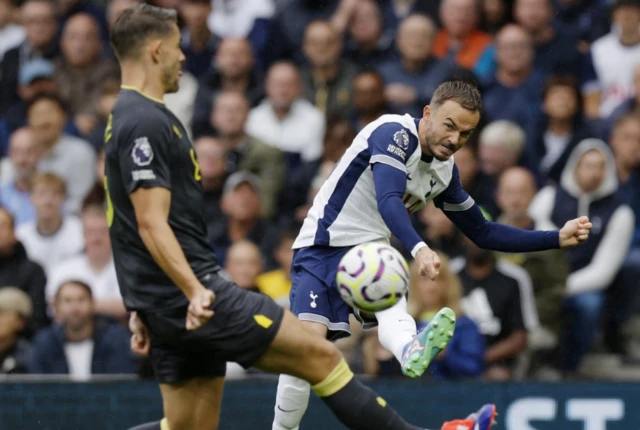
[
  {"xmin": 159, "ymin": 25, "xmax": 185, "ymax": 94},
  {"xmin": 421, "ymin": 101, "xmax": 479, "ymax": 161}
]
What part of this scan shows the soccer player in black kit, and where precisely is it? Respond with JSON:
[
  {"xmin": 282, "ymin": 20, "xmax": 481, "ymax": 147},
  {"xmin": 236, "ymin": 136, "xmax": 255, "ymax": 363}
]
[{"xmin": 107, "ymin": 5, "xmax": 500, "ymax": 430}]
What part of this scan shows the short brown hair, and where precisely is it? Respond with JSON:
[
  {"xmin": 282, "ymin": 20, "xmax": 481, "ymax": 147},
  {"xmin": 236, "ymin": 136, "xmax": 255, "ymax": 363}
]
[
  {"xmin": 109, "ymin": 3, "xmax": 178, "ymax": 61},
  {"xmin": 31, "ymin": 172, "xmax": 67, "ymax": 196},
  {"xmin": 430, "ymin": 80, "xmax": 482, "ymax": 113}
]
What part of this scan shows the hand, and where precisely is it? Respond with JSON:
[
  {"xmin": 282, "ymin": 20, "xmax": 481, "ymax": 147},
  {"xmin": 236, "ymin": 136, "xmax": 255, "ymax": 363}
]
[
  {"xmin": 187, "ymin": 288, "xmax": 215, "ymax": 331},
  {"xmin": 416, "ymin": 246, "xmax": 441, "ymax": 280},
  {"xmin": 385, "ymin": 84, "xmax": 417, "ymax": 105},
  {"xmin": 559, "ymin": 216, "xmax": 593, "ymax": 248},
  {"xmin": 129, "ymin": 312, "xmax": 150, "ymax": 356}
]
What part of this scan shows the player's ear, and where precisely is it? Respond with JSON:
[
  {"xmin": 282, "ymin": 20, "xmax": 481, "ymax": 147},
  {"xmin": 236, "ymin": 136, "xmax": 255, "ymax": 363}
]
[
  {"xmin": 149, "ymin": 39, "xmax": 163, "ymax": 64},
  {"xmin": 423, "ymin": 105, "xmax": 431, "ymax": 121}
]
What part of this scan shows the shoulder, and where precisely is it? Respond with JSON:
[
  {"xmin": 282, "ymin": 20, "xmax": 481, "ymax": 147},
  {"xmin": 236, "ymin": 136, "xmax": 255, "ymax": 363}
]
[
  {"xmin": 31, "ymin": 325, "xmax": 58, "ymax": 347},
  {"xmin": 591, "ymin": 33, "xmax": 617, "ymax": 55},
  {"xmin": 292, "ymin": 99, "xmax": 323, "ymax": 120}
]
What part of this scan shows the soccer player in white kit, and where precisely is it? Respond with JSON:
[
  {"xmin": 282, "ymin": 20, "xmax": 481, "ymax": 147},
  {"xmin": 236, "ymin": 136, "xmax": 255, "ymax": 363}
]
[{"xmin": 273, "ymin": 81, "xmax": 593, "ymax": 430}]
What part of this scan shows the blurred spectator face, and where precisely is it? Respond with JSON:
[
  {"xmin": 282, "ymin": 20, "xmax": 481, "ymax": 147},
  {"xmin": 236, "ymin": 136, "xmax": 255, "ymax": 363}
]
[
  {"xmin": 613, "ymin": 5, "xmax": 640, "ymax": 36},
  {"xmin": 483, "ymin": 0, "xmax": 507, "ymax": 27},
  {"xmin": 419, "ymin": 202, "xmax": 456, "ymax": 241},
  {"xmin": 180, "ymin": 0, "xmax": 211, "ymax": 30},
  {"xmin": 225, "ymin": 241, "xmax": 263, "ymax": 290},
  {"xmin": 28, "ymin": 99, "xmax": 66, "ymax": 148},
  {"xmin": 195, "ymin": 137, "xmax": 226, "ymax": 180},
  {"xmin": 96, "ymin": 149, "xmax": 105, "ymax": 184},
  {"xmin": 275, "ymin": 235, "xmax": 295, "ymax": 275},
  {"xmin": 544, "ymin": 84, "xmax": 578, "ymax": 121},
  {"xmin": 479, "ymin": 121, "xmax": 525, "ymax": 176},
  {"xmin": 479, "ymin": 143, "xmax": 519, "ymax": 177},
  {"xmin": 97, "ymin": 79, "xmax": 121, "ymax": 119},
  {"xmin": 397, "ymin": 15, "xmax": 436, "ymax": 63},
  {"xmin": 222, "ymin": 182, "xmax": 261, "ymax": 222},
  {"xmin": 453, "ymin": 145, "xmax": 479, "ymax": 189},
  {"xmin": 611, "ymin": 116, "xmax": 640, "ymax": 169},
  {"xmin": 514, "ymin": 0, "xmax": 552, "ymax": 33},
  {"xmin": 108, "ymin": 0, "xmax": 140, "ymax": 28},
  {"xmin": 0, "ymin": 0, "xmax": 14, "ymax": 29},
  {"xmin": 323, "ymin": 119, "xmax": 354, "ymax": 162},
  {"xmin": 353, "ymin": 72, "xmax": 385, "ymax": 116},
  {"xmin": 496, "ymin": 168, "xmax": 537, "ymax": 219},
  {"xmin": 495, "ymin": 25, "xmax": 534, "ymax": 74},
  {"xmin": 61, "ymin": 14, "xmax": 102, "ymax": 68},
  {"xmin": 349, "ymin": 0, "xmax": 382, "ymax": 46},
  {"xmin": 575, "ymin": 149, "xmax": 606, "ymax": 193},
  {"xmin": 0, "ymin": 209, "xmax": 17, "ymax": 255},
  {"xmin": 54, "ymin": 282, "xmax": 93, "ymax": 331},
  {"xmin": 21, "ymin": 0, "xmax": 58, "ymax": 50},
  {"xmin": 32, "ymin": 182, "xmax": 65, "ymax": 220},
  {"xmin": 211, "ymin": 92, "xmax": 249, "ymax": 137},
  {"xmin": 266, "ymin": 63, "xmax": 301, "ymax": 112},
  {"xmin": 215, "ymin": 39, "xmax": 254, "ymax": 79},
  {"xmin": 303, "ymin": 21, "xmax": 342, "ymax": 68},
  {"xmin": 9, "ymin": 128, "xmax": 40, "ymax": 182},
  {"xmin": 83, "ymin": 210, "xmax": 111, "ymax": 263},
  {"xmin": 440, "ymin": 0, "xmax": 479, "ymax": 39}
]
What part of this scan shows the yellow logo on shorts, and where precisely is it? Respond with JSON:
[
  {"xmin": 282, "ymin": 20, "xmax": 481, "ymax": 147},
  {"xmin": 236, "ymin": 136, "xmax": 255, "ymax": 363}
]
[
  {"xmin": 254, "ymin": 314, "xmax": 273, "ymax": 329},
  {"xmin": 376, "ymin": 397, "xmax": 387, "ymax": 407}
]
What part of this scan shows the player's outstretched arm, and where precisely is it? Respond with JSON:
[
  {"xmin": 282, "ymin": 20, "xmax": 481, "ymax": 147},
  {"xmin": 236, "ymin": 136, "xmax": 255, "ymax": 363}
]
[{"xmin": 131, "ymin": 187, "xmax": 214, "ymax": 330}]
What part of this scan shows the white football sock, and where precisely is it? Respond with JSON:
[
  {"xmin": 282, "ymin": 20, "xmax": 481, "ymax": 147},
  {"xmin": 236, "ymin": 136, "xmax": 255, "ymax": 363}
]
[
  {"xmin": 375, "ymin": 296, "xmax": 417, "ymax": 363},
  {"xmin": 272, "ymin": 374, "xmax": 311, "ymax": 430}
]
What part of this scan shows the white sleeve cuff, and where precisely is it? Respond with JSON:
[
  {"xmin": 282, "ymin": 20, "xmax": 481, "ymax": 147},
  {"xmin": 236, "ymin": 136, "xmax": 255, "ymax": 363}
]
[{"xmin": 411, "ymin": 242, "xmax": 428, "ymax": 258}]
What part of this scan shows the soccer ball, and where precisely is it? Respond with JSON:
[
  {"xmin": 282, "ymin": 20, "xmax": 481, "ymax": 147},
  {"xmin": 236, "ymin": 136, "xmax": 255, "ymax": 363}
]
[{"xmin": 336, "ymin": 242, "xmax": 410, "ymax": 313}]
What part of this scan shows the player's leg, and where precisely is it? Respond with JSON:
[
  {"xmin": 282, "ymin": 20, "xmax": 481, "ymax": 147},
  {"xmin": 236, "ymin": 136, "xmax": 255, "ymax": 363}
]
[
  {"xmin": 159, "ymin": 376, "xmax": 225, "ymax": 430},
  {"xmin": 257, "ymin": 310, "xmax": 424, "ymax": 430},
  {"xmin": 273, "ymin": 320, "xmax": 326, "ymax": 430},
  {"xmin": 374, "ymin": 299, "xmax": 456, "ymax": 378}
]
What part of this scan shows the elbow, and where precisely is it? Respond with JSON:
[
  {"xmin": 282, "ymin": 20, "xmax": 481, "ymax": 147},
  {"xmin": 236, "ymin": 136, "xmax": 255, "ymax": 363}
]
[{"xmin": 136, "ymin": 214, "xmax": 162, "ymax": 238}]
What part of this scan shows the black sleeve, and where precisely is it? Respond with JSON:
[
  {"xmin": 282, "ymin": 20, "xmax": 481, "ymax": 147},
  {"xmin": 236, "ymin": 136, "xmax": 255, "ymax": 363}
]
[
  {"xmin": 118, "ymin": 116, "xmax": 173, "ymax": 194},
  {"xmin": 25, "ymin": 263, "xmax": 50, "ymax": 334}
]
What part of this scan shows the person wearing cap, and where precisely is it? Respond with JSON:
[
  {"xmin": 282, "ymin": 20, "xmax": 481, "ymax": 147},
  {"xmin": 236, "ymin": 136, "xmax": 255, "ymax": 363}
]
[
  {"xmin": 0, "ymin": 287, "xmax": 32, "ymax": 374},
  {"xmin": 209, "ymin": 171, "xmax": 281, "ymax": 269},
  {"xmin": 582, "ymin": 0, "xmax": 640, "ymax": 119}
]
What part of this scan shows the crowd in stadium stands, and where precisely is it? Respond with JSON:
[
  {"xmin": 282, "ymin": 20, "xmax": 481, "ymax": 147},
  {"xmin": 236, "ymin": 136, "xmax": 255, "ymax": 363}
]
[{"xmin": 0, "ymin": 0, "xmax": 639, "ymax": 384}]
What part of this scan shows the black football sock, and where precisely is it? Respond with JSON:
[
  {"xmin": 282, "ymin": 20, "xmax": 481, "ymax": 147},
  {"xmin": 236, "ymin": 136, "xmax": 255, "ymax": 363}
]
[
  {"xmin": 312, "ymin": 359, "xmax": 423, "ymax": 430},
  {"xmin": 127, "ymin": 420, "xmax": 164, "ymax": 430}
]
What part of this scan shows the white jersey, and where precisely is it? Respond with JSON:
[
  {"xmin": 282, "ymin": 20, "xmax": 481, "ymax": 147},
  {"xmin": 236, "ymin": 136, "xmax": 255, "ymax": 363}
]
[{"xmin": 294, "ymin": 114, "xmax": 470, "ymax": 249}]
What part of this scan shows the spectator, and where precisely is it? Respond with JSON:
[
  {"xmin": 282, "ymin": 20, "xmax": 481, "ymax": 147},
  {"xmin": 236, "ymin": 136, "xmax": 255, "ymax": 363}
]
[
  {"xmin": 582, "ymin": 0, "xmax": 640, "ymax": 119},
  {"xmin": 256, "ymin": 226, "xmax": 298, "ymax": 307},
  {"xmin": 86, "ymin": 75, "xmax": 121, "ymax": 151},
  {"xmin": 282, "ymin": 114, "xmax": 354, "ymax": 223},
  {"xmin": 495, "ymin": 167, "xmax": 568, "ymax": 338},
  {"xmin": 408, "ymin": 255, "xmax": 485, "ymax": 380},
  {"xmin": 192, "ymin": 38, "xmax": 263, "ymax": 137},
  {"xmin": 0, "ymin": 0, "xmax": 25, "ymax": 61},
  {"xmin": 211, "ymin": 91, "xmax": 286, "ymax": 219},
  {"xmin": 453, "ymin": 143, "xmax": 496, "ymax": 216},
  {"xmin": 301, "ymin": 20, "xmax": 359, "ymax": 117},
  {"xmin": 16, "ymin": 172, "xmax": 84, "ymax": 275},
  {"xmin": 194, "ymin": 136, "xmax": 227, "ymax": 238},
  {"xmin": 210, "ymin": 172, "xmax": 280, "ymax": 269},
  {"xmin": 29, "ymin": 280, "xmax": 134, "ymax": 378},
  {"xmin": 554, "ymin": 0, "xmax": 610, "ymax": 47},
  {"xmin": 530, "ymin": 139, "xmax": 635, "ymax": 372},
  {"xmin": 0, "ymin": 58, "xmax": 57, "ymax": 153},
  {"xmin": 224, "ymin": 239, "xmax": 263, "ymax": 293},
  {"xmin": 480, "ymin": 0, "xmax": 510, "ymax": 34},
  {"xmin": 0, "ymin": 288, "xmax": 32, "ymax": 374},
  {"xmin": 246, "ymin": 62, "xmax": 326, "ymax": 168},
  {"xmin": 55, "ymin": 13, "xmax": 119, "ymax": 136},
  {"xmin": 46, "ymin": 204, "xmax": 125, "ymax": 321},
  {"xmin": 378, "ymin": 0, "xmax": 442, "ymax": 34},
  {"xmin": 377, "ymin": 14, "xmax": 454, "ymax": 117},
  {"xmin": 529, "ymin": 75, "xmax": 595, "ymax": 183},
  {"xmin": 56, "ymin": 0, "xmax": 108, "ymax": 44},
  {"xmin": 480, "ymin": 24, "xmax": 543, "ymax": 134},
  {"xmin": 602, "ymin": 63, "xmax": 640, "ymax": 140},
  {"xmin": 415, "ymin": 201, "xmax": 465, "ymax": 260},
  {"xmin": 513, "ymin": 0, "xmax": 582, "ymax": 78},
  {"xmin": 207, "ymin": 0, "xmax": 274, "ymax": 71},
  {"xmin": 179, "ymin": 0, "xmax": 219, "ymax": 79},
  {"xmin": 106, "ymin": 0, "xmax": 140, "ymax": 29},
  {"xmin": 0, "ymin": 0, "xmax": 59, "ymax": 115},
  {"xmin": 477, "ymin": 120, "xmax": 527, "ymax": 218},
  {"xmin": 350, "ymin": 70, "xmax": 389, "ymax": 132},
  {"xmin": 344, "ymin": 0, "xmax": 395, "ymax": 69},
  {"xmin": 0, "ymin": 128, "xmax": 40, "ymax": 225},
  {"xmin": 0, "ymin": 208, "xmax": 48, "ymax": 335},
  {"xmin": 453, "ymin": 237, "xmax": 539, "ymax": 380},
  {"xmin": 26, "ymin": 94, "xmax": 96, "ymax": 212},
  {"xmin": 432, "ymin": 0, "xmax": 492, "ymax": 70}
]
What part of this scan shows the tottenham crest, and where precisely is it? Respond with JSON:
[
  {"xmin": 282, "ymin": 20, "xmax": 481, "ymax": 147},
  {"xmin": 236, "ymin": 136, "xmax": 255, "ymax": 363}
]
[
  {"xmin": 132, "ymin": 137, "xmax": 154, "ymax": 166},
  {"xmin": 393, "ymin": 129, "xmax": 409, "ymax": 150}
]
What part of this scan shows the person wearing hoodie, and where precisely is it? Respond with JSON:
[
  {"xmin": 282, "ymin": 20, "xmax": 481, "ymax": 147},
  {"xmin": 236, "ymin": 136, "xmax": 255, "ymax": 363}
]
[{"xmin": 530, "ymin": 139, "xmax": 635, "ymax": 374}]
